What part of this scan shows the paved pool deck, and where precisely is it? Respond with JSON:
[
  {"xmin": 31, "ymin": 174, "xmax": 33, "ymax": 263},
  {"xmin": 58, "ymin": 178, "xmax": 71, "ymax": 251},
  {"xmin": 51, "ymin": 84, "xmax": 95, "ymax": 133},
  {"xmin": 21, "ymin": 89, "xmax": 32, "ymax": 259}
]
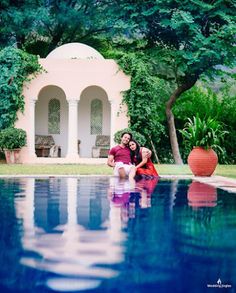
[{"xmin": 161, "ymin": 175, "xmax": 236, "ymax": 194}]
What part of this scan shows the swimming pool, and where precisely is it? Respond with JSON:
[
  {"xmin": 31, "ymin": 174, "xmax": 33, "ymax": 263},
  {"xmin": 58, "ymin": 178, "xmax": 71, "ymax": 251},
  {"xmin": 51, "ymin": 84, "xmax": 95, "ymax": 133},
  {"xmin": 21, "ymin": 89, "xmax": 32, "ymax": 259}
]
[{"xmin": 0, "ymin": 176, "xmax": 235, "ymax": 293}]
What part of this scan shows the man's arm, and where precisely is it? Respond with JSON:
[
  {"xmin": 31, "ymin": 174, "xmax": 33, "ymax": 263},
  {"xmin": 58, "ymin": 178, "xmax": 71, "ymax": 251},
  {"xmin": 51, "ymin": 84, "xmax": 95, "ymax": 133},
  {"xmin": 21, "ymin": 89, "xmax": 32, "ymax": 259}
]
[
  {"xmin": 107, "ymin": 154, "xmax": 115, "ymax": 167},
  {"xmin": 142, "ymin": 147, "xmax": 152, "ymax": 158}
]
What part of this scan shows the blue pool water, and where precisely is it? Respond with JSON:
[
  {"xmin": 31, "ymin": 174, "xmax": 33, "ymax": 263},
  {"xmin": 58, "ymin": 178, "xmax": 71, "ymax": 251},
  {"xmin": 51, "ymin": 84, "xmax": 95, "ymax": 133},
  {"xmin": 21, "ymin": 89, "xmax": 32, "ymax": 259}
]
[{"xmin": 0, "ymin": 176, "xmax": 236, "ymax": 293}]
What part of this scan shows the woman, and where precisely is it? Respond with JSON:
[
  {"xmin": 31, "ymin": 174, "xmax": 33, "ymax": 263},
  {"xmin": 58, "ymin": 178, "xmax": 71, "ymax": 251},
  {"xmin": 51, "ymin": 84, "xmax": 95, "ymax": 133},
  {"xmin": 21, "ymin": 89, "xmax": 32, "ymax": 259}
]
[{"xmin": 129, "ymin": 139, "xmax": 158, "ymax": 178}]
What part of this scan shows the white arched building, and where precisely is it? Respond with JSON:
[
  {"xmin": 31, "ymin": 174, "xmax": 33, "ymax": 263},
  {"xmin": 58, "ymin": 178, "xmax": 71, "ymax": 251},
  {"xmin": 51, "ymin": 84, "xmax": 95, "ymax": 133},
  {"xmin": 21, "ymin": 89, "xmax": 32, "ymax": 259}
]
[{"xmin": 16, "ymin": 43, "xmax": 130, "ymax": 163}]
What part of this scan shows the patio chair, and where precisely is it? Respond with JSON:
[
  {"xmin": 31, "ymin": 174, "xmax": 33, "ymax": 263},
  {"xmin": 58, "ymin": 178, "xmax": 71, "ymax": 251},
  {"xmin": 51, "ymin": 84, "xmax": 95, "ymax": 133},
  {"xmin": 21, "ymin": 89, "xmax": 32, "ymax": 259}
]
[
  {"xmin": 35, "ymin": 135, "xmax": 61, "ymax": 157},
  {"xmin": 92, "ymin": 135, "xmax": 110, "ymax": 158}
]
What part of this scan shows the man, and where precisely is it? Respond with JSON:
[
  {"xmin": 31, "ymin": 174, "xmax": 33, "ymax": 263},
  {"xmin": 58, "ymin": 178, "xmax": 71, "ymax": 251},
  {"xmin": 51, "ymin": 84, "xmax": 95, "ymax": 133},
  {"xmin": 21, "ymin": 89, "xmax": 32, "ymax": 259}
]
[{"xmin": 107, "ymin": 132, "xmax": 136, "ymax": 179}]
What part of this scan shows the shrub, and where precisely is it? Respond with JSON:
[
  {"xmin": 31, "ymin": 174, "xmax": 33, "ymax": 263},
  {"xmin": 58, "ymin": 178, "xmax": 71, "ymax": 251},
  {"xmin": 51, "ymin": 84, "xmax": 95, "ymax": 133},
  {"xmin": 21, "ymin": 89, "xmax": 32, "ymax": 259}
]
[
  {"xmin": 0, "ymin": 127, "xmax": 27, "ymax": 150},
  {"xmin": 114, "ymin": 128, "xmax": 146, "ymax": 145}
]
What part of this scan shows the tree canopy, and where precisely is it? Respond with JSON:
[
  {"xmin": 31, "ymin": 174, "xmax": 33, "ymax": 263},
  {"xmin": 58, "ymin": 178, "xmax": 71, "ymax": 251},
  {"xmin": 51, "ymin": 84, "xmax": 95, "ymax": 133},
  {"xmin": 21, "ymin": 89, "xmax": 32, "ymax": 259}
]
[
  {"xmin": 0, "ymin": 0, "xmax": 114, "ymax": 56},
  {"xmin": 107, "ymin": 0, "xmax": 236, "ymax": 163}
]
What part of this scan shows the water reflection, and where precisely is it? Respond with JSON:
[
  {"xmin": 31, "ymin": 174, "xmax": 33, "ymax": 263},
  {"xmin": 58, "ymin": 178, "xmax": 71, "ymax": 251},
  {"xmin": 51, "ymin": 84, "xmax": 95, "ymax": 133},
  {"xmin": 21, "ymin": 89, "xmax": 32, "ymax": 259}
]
[
  {"xmin": 1, "ymin": 177, "xmax": 236, "ymax": 292},
  {"xmin": 108, "ymin": 177, "xmax": 158, "ymax": 222},
  {"xmin": 0, "ymin": 179, "xmax": 24, "ymax": 291},
  {"xmin": 174, "ymin": 181, "xmax": 234, "ymax": 263},
  {"xmin": 11, "ymin": 176, "xmax": 158, "ymax": 292},
  {"xmin": 14, "ymin": 177, "xmax": 123, "ymax": 291},
  {"xmin": 187, "ymin": 181, "xmax": 217, "ymax": 208}
]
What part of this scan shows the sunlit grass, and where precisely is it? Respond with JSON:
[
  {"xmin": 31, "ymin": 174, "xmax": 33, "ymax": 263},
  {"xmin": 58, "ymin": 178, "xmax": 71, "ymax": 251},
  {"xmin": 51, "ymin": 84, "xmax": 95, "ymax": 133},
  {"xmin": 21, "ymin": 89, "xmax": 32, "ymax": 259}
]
[
  {"xmin": 0, "ymin": 162, "xmax": 235, "ymax": 179},
  {"xmin": 0, "ymin": 163, "xmax": 112, "ymax": 175},
  {"xmin": 213, "ymin": 165, "xmax": 236, "ymax": 179}
]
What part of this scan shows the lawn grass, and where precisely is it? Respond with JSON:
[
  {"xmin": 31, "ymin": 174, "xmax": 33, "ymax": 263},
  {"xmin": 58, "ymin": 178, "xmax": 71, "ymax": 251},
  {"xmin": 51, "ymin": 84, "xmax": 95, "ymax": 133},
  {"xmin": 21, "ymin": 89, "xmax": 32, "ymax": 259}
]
[
  {"xmin": 0, "ymin": 162, "xmax": 235, "ymax": 178},
  {"xmin": 0, "ymin": 163, "xmax": 112, "ymax": 175},
  {"xmin": 157, "ymin": 164, "xmax": 236, "ymax": 178},
  {"xmin": 213, "ymin": 164, "xmax": 236, "ymax": 179}
]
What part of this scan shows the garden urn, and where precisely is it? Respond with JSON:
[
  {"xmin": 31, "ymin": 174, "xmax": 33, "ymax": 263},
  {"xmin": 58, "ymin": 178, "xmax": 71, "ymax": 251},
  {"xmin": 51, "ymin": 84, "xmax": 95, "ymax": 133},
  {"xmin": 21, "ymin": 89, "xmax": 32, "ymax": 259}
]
[{"xmin": 188, "ymin": 147, "xmax": 218, "ymax": 176}]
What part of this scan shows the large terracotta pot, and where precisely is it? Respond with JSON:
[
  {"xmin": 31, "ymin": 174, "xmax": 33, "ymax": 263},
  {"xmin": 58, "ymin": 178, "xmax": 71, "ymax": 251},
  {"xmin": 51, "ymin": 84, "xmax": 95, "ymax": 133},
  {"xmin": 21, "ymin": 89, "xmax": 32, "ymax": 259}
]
[
  {"xmin": 4, "ymin": 149, "xmax": 21, "ymax": 164},
  {"xmin": 187, "ymin": 181, "xmax": 217, "ymax": 207},
  {"xmin": 187, "ymin": 147, "xmax": 218, "ymax": 176}
]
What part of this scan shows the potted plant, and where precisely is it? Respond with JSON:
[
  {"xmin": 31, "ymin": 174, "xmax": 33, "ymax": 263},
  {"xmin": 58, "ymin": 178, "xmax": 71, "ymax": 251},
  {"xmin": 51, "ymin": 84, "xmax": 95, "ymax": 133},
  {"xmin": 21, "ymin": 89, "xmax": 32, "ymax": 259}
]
[
  {"xmin": 0, "ymin": 127, "xmax": 27, "ymax": 164},
  {"xmin": 179, "ymin": 115, "xmax": 227, "ymax": 176}
]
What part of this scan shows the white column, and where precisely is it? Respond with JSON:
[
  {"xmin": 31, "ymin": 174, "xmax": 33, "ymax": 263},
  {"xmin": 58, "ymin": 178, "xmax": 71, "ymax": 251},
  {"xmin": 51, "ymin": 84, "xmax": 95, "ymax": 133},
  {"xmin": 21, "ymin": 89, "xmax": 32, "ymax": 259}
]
[
  {"xmin": 28, "ymin": 98, "xmax": 37, "ymax": 158},
  {"xmin": 66, "ymin": 99, "xmax": 79, "ymax": 159},
  {"xmin": 109, "ymin": 99, "xmax": 116, "ymax": 148}
]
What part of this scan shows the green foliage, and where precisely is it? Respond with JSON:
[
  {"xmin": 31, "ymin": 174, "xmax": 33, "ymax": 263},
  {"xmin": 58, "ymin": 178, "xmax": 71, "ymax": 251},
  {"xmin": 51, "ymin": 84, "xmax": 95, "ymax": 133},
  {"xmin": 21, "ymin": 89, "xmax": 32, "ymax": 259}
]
[
  {"xmin": 108, "ymin": 0, "xmax": 236, "ymax": 82},
  {"xmin": 107, "ymin": 0, "xmax": 236, "ymax": 163},
  {"xmin": 179, "ymin": 115, "xmax": 228, "ymax": 152},
  {"xmin": 110, "ymin": 50, "xmax": 169, "ymax": 154},
  {"xmin": 174, "ymin": 86, "xmax": 222, "ymax": 121},
  {"xmin": 3, "ymin": 0, "xmax": 235, "ymax": 80},
  {"xmin": 216, "ymin": 84, "xmax": 236, "ymax": 164},
  {"xmin": 0, "ymin": 0, "xmax": 114, "ymax": 57},
  {"xmin": 0, "ymin": 127, "xmax": 27, "ymax": 150},
  {"xmin": 0, "ymin": 47, "xmax": 42, "ymax": 129},
  {"xmin": 174, "ymin": 83, "xmax": 236, "ymax": 163},
  {"xmin": 114, "ymin": 128, "xmax": 146, "ymax": 146}
]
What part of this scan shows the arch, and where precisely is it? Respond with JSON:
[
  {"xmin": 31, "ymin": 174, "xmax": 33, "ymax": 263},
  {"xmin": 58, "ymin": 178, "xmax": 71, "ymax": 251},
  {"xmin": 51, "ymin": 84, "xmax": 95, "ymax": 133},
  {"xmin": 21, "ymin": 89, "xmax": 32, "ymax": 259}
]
[
  {"xmin": 37, "ymin": 85, "xmax": 66, "ymax": 99},
  {"xmin": 35, "ymin": 85, "xmax": 68, "ymax": 157},
  {"xmin": 78, "ymin": 86, "xmax": 110, "ymax": 158}
]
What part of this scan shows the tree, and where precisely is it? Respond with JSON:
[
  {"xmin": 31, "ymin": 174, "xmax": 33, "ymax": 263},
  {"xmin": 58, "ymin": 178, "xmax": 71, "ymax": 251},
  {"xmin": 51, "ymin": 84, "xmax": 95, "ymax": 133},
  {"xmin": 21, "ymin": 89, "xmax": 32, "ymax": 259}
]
[
  {"xmin": 0, "ymin": 0, "xmax": 114, "ymax": 56},
  {"xmin": 107, "ymin": 0, "xmax": 236, "ymax": 164}
]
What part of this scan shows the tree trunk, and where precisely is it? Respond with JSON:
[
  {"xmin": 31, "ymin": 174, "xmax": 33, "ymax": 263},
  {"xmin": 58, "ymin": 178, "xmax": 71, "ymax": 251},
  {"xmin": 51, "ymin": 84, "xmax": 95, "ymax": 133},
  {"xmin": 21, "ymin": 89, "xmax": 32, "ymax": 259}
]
[
  {"xmin": 166, "ymin": 104, "xmax": 183, "ymax": 164},
  {"xmin": 166, "ymin": 79, "xmax": 197, "ymax": 164},
  {"xmin": 149, "ymin": 137, "xmax": 160, "ymax": 164}
]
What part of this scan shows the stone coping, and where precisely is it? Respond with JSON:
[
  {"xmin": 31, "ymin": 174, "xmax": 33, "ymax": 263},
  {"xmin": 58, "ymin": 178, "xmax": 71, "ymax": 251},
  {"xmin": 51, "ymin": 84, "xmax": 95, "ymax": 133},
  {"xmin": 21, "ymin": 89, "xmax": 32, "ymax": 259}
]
[{"xmin": 161, "ymin": 175, "xmax": 236, "ymax": 193}]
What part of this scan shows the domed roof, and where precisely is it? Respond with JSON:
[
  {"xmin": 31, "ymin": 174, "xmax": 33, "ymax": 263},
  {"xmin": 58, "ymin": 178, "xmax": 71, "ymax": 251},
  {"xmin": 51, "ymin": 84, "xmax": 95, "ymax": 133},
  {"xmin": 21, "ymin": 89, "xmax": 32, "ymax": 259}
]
[{"xmin": 46, "ymin": 43, "xmax": 104, "ymax": 60}]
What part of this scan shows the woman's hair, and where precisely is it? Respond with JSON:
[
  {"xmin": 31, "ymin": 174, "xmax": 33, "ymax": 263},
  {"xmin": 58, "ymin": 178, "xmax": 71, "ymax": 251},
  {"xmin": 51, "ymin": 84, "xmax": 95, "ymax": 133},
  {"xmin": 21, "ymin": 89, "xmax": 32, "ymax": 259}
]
[{"xmin": 129, "ymin": 139, "xmax": 142, "ymax": 164}]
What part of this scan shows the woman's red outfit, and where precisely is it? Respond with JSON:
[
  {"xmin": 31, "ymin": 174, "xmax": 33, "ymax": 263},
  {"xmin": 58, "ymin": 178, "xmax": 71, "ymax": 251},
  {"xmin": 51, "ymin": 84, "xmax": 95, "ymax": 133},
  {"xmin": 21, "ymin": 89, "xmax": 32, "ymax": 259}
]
[{"xmin": 134, "ymin": 148, "xmax": 158, "ymax": 177}]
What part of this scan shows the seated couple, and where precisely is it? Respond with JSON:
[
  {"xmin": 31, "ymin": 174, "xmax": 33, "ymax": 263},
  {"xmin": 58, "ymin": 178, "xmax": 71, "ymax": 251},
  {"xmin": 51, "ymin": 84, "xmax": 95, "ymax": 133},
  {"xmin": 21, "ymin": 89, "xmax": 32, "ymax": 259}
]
[{"xmin": 107, "ymin": 132, "xmax": 158, "ymax": 179}]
